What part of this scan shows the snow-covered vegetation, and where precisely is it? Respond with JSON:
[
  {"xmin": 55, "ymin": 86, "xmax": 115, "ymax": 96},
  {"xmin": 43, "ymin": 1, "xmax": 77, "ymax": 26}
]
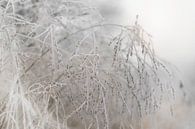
[{"xmin": 0, "ymin": 0, "xmax": 176, "ymax": 129}]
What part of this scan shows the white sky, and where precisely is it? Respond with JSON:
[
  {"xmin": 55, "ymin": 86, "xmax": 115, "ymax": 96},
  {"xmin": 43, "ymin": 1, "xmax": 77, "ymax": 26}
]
[
  {"xmin": 95, "ymin": 0, "xmax": 195, "ymax": 86},
  {"xmin": 120, "ymin": 0, "xmax": 195, "ymax": 68},
  {"xmin": 95, "ymin": 0, "xmax": 195, "ymax": 80}
]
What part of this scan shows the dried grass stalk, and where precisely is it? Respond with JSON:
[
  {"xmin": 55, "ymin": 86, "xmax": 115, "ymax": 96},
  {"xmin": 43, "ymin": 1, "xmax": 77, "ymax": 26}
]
[{"xmin": 0, "ymin": 0, "xmax": 174, "ymax": 129}]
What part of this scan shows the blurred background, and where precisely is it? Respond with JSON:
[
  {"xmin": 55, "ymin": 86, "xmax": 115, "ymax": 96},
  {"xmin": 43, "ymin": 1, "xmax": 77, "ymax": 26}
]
[{"xmin": 94, "ymin": 0, "xmax": 195, "ymax": 128}]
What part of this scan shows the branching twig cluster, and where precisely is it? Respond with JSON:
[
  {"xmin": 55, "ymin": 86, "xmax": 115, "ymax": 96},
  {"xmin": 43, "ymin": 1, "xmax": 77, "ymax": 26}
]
[{"xmin": 0, "ymin": 0, "xmax": 174, "ymax": 129}]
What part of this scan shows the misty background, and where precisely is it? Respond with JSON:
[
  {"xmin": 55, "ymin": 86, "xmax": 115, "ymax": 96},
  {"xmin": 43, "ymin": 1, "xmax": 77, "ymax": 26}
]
[
  {"xmin": 94, "ymin": 0, "xmax": 195, "ymax": 100},
  {"xmin": 94, "ymin": 0, "xmax": 195, "ymax": 128}
]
